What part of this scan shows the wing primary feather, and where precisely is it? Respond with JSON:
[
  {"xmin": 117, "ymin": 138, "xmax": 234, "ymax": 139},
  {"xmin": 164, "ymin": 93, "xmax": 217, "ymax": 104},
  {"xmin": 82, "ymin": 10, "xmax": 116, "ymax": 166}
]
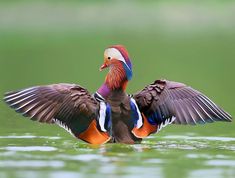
[
  {"xmin": 15, "ymin": 98, "xmax": 37, "ymax": 111},
  {"xmin": 4, "ymin": 87, "xmax": 36, "ymax": 100},
  {"xmin": 181, "ymin": 87, "xmax": 200, "ymax": 96},
  {"xmin": 169, "ymin": 88, "xmax": 182, "ymax": 100},
  {"xmin": 173, "ymin": 100, "xmax": 187, "ymax": 124},
  {"xmin": 197, "ymin": 95, "xmax": 229, "ymax": 121},
  {"xmin": 187, "ymin": 98, "xmax": 206, "ymax": 124},
  {"xmin": 169, "ymin": 89, "xmax": 192, "ymax": 124},
  {"xmin": 22, "ymin": 101, "xmax": 41, "ymax": 116},
  {"xmin": 199, "ymin": 95, "xmax": 232, "ymax": 121},
  {"xmin": 176, "ymin": 88, "xmax": 208, "ymax": 123},
  {"xmin": 183, "ymin": 99, "xmax": 198, "ymax": 125},
  {"xmin": 32, "ymin": 103, "xmax": 50, "ymax": 120},
  {"xmin": 190, "ymin": 98, "xmax": 209, "ymax": 122},
  {"xmin": 194, "ymin": 98, "xmax": 214, "ymax": 122},
  {"xmin": 31, "ymin": 102, "xmax": 52, "ymax": 121},
  {"xmin": 179, "ymin": 99, "xmax": 195, "ymax": 125},
  {"xmin": 22, "ymin": 101, "xmax": 44, "ymax": 117},
  {"xmin": 8, "ymin": 94, "xmax": 36, "ymax": 107},
  {"xmin": 197, "ymin": 95, "xmax": 223, "ymax": 121},
  {"xmin": 40, "ymin": 103, "xmax": 57, "ymax": 122},
  {"xmin": 5, "ymin": 90, "xmax": 36, "ymax": 103},
  {"xmin": 181, "ymin": 88, "xmax": 231, "ymax": 121},
  {"xmin": 44, "ymin": 108, "xmax": 57, "ymax": 123},
  {"xmin": 178, "ymin": 99, "xmax": 193, "ymax": 125}
]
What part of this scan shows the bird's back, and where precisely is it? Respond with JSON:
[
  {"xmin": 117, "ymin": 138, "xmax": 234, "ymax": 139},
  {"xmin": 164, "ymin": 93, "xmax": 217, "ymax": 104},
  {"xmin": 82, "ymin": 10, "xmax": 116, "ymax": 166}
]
[{"xmin": 107, "ymin": 90, "xmax": 142, "ymax": 143}]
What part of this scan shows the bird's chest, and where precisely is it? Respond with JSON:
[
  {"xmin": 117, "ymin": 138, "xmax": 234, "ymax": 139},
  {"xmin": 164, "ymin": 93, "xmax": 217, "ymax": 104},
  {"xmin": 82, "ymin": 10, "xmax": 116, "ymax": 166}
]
[
  {"xmin": 107, "ymin": 98, "xmax": 132, "ymax": 128},
  {"xmin": 106, "ymin": 97, "xmax": 141, "ymax": 143},
  {"xmin": 106, "ymin": 91, "xmax": 131, "ymax": 116},
  {"xmin": 108, "ymin": 99, "xmax": 130, "ymax": 115}
]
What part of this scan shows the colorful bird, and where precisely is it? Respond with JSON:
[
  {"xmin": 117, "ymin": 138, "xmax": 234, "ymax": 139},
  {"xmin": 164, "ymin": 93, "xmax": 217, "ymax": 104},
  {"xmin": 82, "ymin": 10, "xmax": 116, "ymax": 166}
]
[{"xmin": 4, "ymin": 45, "xmax": 232, "ymax": 144}]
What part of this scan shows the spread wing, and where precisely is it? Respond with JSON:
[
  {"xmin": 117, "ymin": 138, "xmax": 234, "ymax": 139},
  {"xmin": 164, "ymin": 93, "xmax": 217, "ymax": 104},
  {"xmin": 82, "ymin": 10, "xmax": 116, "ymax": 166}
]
[
  {"xmin": 132, "ymin": 80, "xmax": 232, "ymax": 137},
  {"xmin": 4, "ymin": 83, "xmax": 110, "ymax": 144}
]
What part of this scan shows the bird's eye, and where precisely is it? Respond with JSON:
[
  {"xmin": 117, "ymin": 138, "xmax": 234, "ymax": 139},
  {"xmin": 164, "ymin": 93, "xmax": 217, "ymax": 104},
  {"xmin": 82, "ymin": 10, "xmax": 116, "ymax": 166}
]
[{"xmin": 108, "ymin": 57, "xmax": 111, "ymax": 60}]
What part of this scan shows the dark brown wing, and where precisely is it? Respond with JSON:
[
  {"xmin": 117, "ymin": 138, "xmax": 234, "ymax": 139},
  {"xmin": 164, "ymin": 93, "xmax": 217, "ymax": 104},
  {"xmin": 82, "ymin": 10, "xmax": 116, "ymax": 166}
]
[
  {"xmin": 4, "ymin": 83, "xmax": 110, "ymax": 144},
  {"xmin": 133, "ymin": 80, "xmax": 232, "ymax": 126}
]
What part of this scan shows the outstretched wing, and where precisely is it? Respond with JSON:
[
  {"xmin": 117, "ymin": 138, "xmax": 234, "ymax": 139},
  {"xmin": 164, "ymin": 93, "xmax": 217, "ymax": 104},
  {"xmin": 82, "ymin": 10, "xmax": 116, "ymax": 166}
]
[
  {"xmin": 132, "ymin": 80, "xmax": 232, "ymax": 138},
  {"xmin": 4, "ymin": 83, "xmax": 111, "ymax": 144}
]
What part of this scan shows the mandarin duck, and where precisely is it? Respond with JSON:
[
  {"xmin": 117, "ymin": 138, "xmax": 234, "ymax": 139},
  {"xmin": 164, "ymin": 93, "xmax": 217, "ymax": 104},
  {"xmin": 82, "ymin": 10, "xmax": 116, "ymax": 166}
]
[{"xmin": 4, "ymin": 45, "xmax": 232, "ymax": 144}]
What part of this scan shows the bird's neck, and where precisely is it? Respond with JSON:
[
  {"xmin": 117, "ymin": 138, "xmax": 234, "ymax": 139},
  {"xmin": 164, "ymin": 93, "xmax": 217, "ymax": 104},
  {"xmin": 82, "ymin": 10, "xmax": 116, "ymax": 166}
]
[{"xmin": 97, "ymin": 64, "xmax": 129, "ymax": 99}]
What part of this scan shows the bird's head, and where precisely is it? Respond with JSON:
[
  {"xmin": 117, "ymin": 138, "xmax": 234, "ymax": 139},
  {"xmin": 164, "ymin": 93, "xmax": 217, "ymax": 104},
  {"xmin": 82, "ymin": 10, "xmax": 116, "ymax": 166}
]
[{"xmin": 100, "ymin": 45, "xmax": 132, "ymax": 81}]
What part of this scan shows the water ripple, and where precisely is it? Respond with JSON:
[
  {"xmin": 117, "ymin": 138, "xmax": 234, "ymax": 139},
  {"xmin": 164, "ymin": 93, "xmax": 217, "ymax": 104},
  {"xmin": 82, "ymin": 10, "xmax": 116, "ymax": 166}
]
[
  {"xmin": 0, "ymin": 160, "xmax": 64, "ymax": 168},
  {"xmin": 0, "ymin": 135, "xmax": 61, "ymax": 140},
  {"xmin": 1, "ymin": 146, "xmax": 57, "ymax": 152},
  {"xmin": 164, "ymin": 136, "xmax": 235, "ymax": 142},
  {"xmin": 206, "ymin": 160, "xmax": 235, "ymax": 167},
  {"xmin": 56, "ymin": 154, "xmax": 110, "ymax": 162}
]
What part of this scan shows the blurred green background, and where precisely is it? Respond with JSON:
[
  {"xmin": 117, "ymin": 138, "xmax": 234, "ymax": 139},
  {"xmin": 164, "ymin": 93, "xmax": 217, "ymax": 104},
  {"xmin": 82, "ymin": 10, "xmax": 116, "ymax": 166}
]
[{"xmin": 0, "ymin": 1, "xmax": 234, "ymax": 178}]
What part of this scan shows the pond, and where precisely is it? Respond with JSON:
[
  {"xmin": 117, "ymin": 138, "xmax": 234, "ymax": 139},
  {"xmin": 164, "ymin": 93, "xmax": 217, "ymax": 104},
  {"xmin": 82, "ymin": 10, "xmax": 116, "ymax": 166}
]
[{"xmin": 0, "ymin": 127, "xmax": 234, "ymax": 178}]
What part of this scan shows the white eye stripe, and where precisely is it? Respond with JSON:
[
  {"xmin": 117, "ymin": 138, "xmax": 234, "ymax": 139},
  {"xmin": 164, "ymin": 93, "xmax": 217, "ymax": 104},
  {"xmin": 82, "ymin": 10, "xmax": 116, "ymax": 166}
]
[{"xmin": 105, "ymin": 48, "xmax": 131, "ymax": 71}]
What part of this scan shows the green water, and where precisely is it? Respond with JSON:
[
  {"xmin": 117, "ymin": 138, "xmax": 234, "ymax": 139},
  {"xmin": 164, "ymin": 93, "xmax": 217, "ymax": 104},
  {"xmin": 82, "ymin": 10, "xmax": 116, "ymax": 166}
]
[
  {"xmin": 0, "ymin": 1, "xmax": 235, "ymax": 178},
  {"xmin": 0, "ymin": 133, "xmax": 235, "ymax": 178}
]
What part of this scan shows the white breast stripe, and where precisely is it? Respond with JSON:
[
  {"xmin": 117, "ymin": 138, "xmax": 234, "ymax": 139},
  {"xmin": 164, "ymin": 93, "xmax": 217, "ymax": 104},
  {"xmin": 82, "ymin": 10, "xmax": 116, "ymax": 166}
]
[
  {"xmin": 130, "ymin": 98, "xmax": 143, "ymax": 129},
  {"xmin": 99, "ymin": 102, "xmax": 107, "ymax": 132},
  {"xmin": 94, "ymin": 92, "xmax": 105, "ymax": 102}
]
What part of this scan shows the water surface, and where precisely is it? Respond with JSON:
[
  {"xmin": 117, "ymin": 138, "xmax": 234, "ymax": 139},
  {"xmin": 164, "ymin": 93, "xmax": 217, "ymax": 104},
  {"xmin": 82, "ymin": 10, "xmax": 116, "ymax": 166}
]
[{"xmin": 0, "ymin": 132, "xmax": 234, "ymax": 178}]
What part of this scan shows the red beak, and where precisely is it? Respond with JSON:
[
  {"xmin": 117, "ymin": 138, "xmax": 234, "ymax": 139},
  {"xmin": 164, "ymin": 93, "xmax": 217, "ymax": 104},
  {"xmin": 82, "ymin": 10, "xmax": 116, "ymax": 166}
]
[
  {"xmin": 99, "ymin": 63, "xmax": 108, "ymax": 71},
  {"xmin": 99, "ymin": 59, "xmax": 110, "ymax": 71}
]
